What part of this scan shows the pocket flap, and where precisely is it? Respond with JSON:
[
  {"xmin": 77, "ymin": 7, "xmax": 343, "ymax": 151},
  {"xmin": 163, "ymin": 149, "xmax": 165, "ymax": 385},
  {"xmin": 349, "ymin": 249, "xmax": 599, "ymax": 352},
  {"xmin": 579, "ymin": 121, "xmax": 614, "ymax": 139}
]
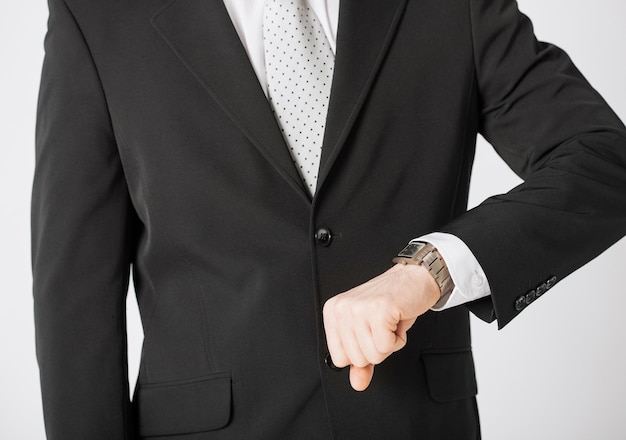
[
  {"xmin": 422, "ymin": 350, "xmax": 478, "ymax": 403},
  {"xmin": 136, "ymin": 373, "xmax": 231, "ymax": 437}
]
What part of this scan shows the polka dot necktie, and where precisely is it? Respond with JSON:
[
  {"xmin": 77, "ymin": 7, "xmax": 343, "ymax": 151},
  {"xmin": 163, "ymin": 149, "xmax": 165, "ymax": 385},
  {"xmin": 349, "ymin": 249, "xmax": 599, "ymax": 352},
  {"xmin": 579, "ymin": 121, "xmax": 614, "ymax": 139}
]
[{"xmin": 263, "ymin": 0, "xmax": 335, "ymax": 195}]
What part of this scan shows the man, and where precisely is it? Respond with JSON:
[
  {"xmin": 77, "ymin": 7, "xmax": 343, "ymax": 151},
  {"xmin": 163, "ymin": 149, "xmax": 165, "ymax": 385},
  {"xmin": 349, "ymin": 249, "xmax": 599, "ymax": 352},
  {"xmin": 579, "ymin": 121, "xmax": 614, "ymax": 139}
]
[{"xmin": 32, "ymin": 0, "xmax": 626, "ymax": 439}]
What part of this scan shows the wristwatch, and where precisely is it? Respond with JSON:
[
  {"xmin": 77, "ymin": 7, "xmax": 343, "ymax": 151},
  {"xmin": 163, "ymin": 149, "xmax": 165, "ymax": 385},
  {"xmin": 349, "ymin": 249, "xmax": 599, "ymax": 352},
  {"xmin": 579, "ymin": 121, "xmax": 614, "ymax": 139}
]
[{"xmin": 392, "ymin": 241, "xmax": 455, "ymax": 300}]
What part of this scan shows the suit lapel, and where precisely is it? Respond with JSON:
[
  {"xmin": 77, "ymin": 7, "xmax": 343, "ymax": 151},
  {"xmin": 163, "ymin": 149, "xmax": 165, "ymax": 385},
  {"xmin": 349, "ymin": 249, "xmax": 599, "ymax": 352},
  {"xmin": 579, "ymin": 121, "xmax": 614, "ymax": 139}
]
[
  {"xmin": 317, "ymin": 0, "xmax": 408, "ymax": 193},
  {"xmin": 151, "ymin": 0, "xmax": 309, "ymax": 200},
  {"xmin": 150, "ymin": 0, "xmax": 408, "ymax": 200}
]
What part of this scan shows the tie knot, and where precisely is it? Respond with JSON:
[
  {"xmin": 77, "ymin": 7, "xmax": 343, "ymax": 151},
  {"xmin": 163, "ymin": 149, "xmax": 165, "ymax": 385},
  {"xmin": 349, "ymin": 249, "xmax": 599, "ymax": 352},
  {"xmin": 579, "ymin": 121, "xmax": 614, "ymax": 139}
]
[
  {"xmin": 266, "ymin": 0, "xmax": 307, "ymax": 9},
  {"xmin": 264, "ymin": 0, "xmax": 312, "ymax": 31}
]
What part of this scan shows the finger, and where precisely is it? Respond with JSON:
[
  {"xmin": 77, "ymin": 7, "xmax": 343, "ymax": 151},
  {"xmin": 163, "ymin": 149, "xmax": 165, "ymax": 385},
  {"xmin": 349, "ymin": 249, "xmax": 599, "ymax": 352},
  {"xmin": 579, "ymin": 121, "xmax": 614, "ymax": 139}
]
[
  {"xmin": 370, "ymin": 314, "xmax": 403, "ymax": 356},
  {"xmin": 326, "ymin": 297, "xmax": 370, "ymax": 368},
  {"xmin": 323, "ymin": 300, "xmax": 351, "ymax": 368},
  {"xmin": 355, "ymin": 322, "xmax": 390, "ymax": 366},
  {"xmin": 349, "ymin": 364, "xmax": 375, "ymax": 392},
  {"xmin": 338, "ymin": 327, "xmax": 370, "ymax": 368},
  {"xmin": 327, "ymin": 338, "xmax": 350, "ymax": 369},
  {"xmin": 393, "ymin": 318, "xmax": 416, "ymax": 351}
]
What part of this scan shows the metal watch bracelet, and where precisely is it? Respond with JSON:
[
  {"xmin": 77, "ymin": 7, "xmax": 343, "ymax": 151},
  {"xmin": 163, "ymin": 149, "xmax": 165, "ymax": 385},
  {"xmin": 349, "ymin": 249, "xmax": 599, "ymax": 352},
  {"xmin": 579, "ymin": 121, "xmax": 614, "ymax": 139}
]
[{"xmin": 392, "ymin": 242, "xmax": 455, "ymax": 300}]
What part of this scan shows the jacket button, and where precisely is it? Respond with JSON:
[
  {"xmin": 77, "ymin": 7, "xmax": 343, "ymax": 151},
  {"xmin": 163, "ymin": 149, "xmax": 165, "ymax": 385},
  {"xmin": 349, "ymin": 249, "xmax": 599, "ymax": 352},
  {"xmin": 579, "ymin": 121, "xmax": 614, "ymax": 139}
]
[
  {"xmin": 324, "ymin": 353, "xmax": 344, "ymax": 371},
  {"xmin": 515, "ymin": 295, "xmax": 526, "ymax": 311},
  {"xmin": 546, "ymin": 276, "xmax": 557, "ymax": 289},
  {"xmin": 315, "ymin": 227, "xmax": 333, "ymax": 247},
  {"xmin": 536, "ymin": 282, "xmax": 547, "ymax": 297}
]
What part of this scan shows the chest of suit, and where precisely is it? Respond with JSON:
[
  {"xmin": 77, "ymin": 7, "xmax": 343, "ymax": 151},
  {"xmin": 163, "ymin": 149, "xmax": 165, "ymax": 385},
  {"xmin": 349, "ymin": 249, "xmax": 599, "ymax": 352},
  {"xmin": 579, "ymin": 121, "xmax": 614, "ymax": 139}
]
[{"xmin": 64, "ymin": 0, "xmax": 479, "ymax": 438}]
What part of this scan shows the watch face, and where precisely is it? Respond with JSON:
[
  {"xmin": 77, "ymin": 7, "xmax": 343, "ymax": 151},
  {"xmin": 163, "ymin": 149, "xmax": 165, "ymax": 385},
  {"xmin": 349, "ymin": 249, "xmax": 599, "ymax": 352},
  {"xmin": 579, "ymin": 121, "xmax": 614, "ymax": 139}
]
[{"xmin": 398, "ymin": 242, "xmax": 426, "ymax": 258}]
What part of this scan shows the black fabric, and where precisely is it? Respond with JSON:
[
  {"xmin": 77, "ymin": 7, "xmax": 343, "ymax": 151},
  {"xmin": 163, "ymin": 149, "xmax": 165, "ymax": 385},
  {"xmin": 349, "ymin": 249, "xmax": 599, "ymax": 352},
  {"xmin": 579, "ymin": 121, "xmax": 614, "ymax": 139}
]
[
  {"xmin": 136, "ymin": 374, "xmax": 231, "ymax": 437},
  {"xmin": 32, "ymin": 0, "xmax": 626, "ymax": 438}
]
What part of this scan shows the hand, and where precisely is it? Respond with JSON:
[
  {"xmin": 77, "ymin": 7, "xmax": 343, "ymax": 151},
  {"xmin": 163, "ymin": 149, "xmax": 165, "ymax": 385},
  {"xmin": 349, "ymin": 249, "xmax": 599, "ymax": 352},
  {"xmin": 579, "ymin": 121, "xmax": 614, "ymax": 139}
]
[{"xmin": 322, "ymin": 263, "xmax": 441, "ymax": 391}]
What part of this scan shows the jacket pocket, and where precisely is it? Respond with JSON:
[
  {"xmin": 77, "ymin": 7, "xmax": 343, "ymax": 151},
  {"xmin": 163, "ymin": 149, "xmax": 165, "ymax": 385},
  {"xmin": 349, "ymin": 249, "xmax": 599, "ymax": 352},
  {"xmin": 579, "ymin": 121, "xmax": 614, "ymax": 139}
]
[
  {"xmin": 136, "ymin": 373, "xmax": 231, "ymax": 437},
  {"xmin": 422, "ymin": 350, "xmax": 478, "ymax": 403}
]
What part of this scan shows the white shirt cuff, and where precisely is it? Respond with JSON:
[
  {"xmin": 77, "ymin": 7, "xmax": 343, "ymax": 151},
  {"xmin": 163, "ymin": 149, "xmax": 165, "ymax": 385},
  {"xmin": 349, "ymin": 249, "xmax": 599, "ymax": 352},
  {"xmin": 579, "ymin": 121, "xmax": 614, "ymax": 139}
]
[{"xmin": 411, "ymin": 232, "xmax": 491, "ymax": 311}]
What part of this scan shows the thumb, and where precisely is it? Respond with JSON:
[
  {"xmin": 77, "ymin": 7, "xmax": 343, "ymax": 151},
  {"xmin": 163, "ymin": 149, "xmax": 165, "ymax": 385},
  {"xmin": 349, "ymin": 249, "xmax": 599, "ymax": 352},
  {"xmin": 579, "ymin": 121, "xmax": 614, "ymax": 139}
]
[{"xmin": 349, "ymin": 364, "xmax": 375, "ymax": 391}]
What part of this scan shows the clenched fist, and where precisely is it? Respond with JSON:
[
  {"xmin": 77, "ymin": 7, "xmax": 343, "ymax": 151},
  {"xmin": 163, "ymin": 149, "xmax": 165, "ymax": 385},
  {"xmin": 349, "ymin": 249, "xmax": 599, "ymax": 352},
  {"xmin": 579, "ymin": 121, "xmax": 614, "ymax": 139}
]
[{"xmin": 323, "ymin": 263, "xmax": 441, "ymax": 391}]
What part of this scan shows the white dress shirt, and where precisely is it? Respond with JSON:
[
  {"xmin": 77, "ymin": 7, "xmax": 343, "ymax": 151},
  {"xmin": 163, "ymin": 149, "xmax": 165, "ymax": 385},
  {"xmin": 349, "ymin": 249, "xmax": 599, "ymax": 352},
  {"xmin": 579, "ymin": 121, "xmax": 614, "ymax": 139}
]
[{"xmin": 222, "ymin": 0, "xmax": 491, "ymax": 310}]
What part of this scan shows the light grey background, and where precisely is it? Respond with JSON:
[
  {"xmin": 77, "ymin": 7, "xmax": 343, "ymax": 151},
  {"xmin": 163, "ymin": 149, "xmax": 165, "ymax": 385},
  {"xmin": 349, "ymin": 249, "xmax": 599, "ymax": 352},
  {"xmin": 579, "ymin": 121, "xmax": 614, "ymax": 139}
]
[{"xmin": 1, "ymin": 0, "xmax": 624, "ymax": 438}]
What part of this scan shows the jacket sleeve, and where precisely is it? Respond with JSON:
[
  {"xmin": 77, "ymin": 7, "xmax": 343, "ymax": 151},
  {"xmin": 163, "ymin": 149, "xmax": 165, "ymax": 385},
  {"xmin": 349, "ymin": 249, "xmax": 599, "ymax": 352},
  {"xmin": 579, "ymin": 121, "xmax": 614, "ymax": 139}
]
[
  {"xmin": 442, "ymin": 0, "xmax": 626, "ymax": 327},
  {"xmin": 32, "ymin": 0, "xmax": 135, "ymax": 437}
]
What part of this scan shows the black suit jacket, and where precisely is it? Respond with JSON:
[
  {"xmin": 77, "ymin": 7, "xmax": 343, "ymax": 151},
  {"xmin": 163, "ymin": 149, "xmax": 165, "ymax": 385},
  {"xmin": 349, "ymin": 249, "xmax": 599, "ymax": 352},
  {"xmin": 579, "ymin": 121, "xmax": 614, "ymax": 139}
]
[{"xmin": 32, "ymin": 0, "xmax": 626, "ymax": 438}]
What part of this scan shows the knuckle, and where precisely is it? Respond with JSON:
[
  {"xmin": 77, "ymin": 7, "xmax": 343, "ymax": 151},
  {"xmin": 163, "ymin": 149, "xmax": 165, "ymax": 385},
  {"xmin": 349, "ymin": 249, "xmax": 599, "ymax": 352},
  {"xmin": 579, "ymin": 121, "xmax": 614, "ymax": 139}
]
[
  {"xmin": 322, "ymin": 303, "xmax": 332, "ymax": 320},
  {"xmin": 323, "ymin": 298, "xmax": 341, "ymax": 321},
  {"xmin": 333, "ymin": 299, "xmax": 351, "ymax": 320},
  {"xmin": 323, "ymin": 297, "xmax": 335, "ymax": 312}
]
